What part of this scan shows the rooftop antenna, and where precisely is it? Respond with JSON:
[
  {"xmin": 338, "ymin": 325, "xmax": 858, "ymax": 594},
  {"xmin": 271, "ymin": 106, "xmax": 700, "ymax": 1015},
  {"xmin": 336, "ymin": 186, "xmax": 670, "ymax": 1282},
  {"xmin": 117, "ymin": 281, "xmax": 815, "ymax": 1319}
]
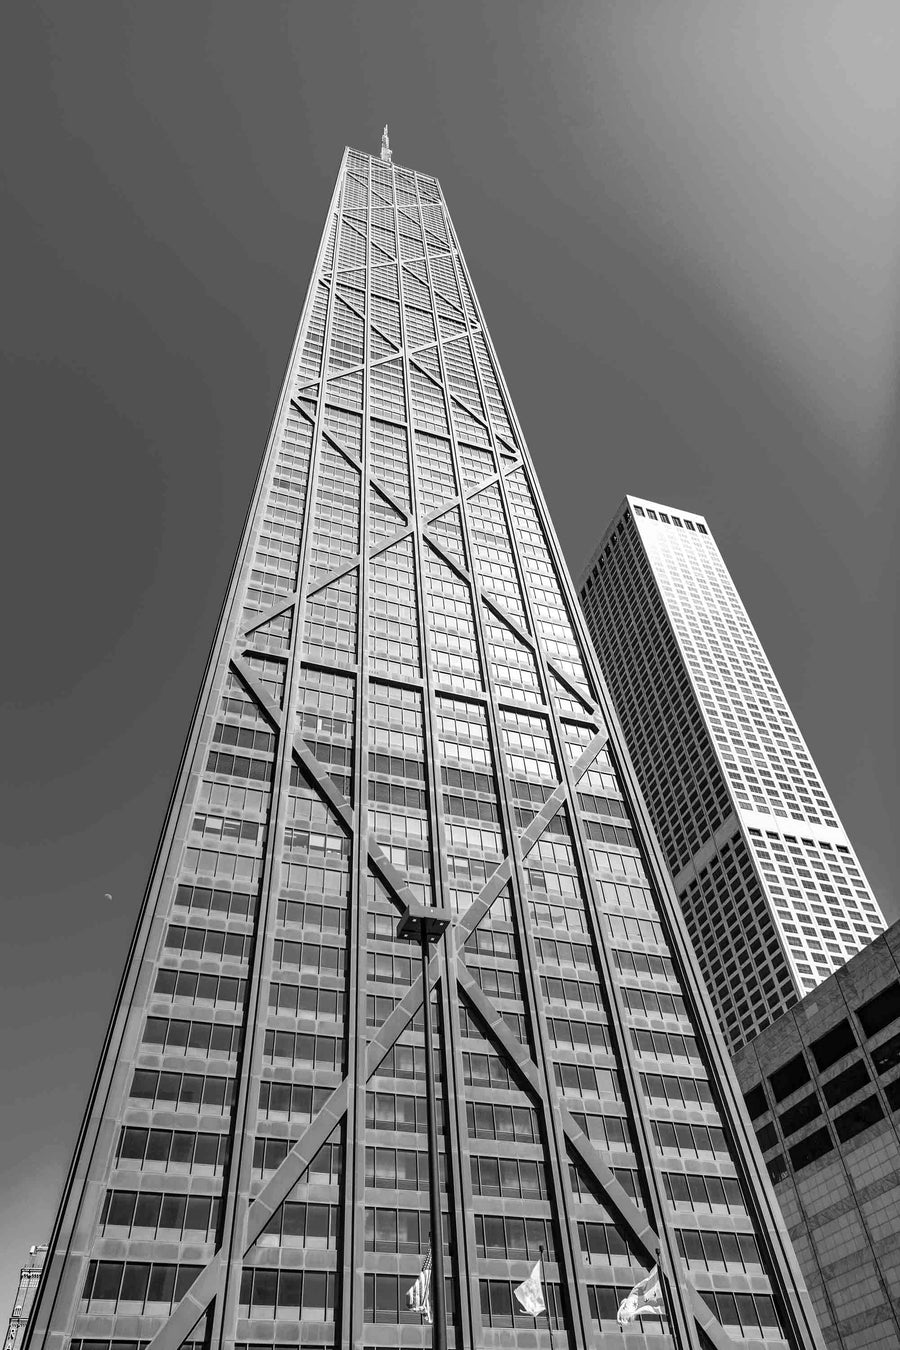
[{"xmin": 380, "ymin": 124, "xmax": 392, "ymax": 163}]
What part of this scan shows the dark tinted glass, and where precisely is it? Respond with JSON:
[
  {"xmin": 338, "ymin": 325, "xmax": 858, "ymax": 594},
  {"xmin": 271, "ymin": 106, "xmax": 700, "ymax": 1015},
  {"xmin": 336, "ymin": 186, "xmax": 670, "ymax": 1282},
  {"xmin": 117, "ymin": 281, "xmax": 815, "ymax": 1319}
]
[
  {"xmin": 743, "ymin": 1085, "xmax": 767, "ymax": 1119},
  {"xmin": 769, "ymin": 1054, "xmax": 810, "ymax": 1102},
  {"xmin": 835, "ymin": 1095, "xmax": 884, "ymax": 1142},
  {"xmin": 822, "ymin": 1061, "xmax": 870, "ymax": 1107},
  {"xmin": 810, "ymin": 1020, "xmax": 855, "ymax": 1070},
  {"xmin": 779, "ymin": 1093, "xmax": 822, "ymax": 1137},
  {"xmin": 858, "ymin": 982, "xmax": 900, "ymax": 1037},
  {"xmin": 788, "ymin": 1126, "xmax": 833, "ymax": 1171}
]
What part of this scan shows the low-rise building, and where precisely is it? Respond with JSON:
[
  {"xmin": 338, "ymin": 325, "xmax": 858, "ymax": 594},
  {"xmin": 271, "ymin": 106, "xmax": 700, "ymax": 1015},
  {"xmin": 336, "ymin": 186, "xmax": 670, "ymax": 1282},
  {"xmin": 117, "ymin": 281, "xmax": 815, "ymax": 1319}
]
[{"xmin": 732, "ymin": 921, "xmax": 900, "ymax": 1349}]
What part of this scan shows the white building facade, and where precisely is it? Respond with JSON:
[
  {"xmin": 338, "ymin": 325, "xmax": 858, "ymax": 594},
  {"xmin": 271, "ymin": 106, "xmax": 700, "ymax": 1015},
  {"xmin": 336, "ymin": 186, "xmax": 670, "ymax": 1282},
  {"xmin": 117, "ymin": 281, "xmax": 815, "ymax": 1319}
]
[{"xmin": 580, "ymin": 497, "xmax": 885, "ymax": 1053}]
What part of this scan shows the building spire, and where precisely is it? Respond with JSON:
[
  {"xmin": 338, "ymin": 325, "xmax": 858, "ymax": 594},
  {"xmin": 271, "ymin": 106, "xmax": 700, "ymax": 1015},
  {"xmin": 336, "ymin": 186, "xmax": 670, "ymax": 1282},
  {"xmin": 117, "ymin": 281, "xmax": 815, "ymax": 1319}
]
[{"xmin": 380, "ymin": 124, "xmax": 392, "ymax": 163}]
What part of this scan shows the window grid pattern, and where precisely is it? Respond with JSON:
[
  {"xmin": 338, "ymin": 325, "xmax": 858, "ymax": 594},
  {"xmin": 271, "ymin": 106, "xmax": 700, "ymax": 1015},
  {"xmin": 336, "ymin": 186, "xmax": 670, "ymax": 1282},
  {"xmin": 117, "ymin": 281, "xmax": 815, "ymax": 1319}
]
[{"xmin": 580, "ymin": 497, "xmax": 886, "ymax": 1046}]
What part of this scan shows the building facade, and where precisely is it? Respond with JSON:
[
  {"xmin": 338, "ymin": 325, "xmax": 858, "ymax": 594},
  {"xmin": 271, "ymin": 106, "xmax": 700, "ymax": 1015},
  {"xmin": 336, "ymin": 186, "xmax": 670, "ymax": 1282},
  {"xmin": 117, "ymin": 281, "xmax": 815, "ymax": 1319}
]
[
  {"xmin": 25, "ymin": 149, "xmax": 823, "ymax": 1350},
  {"xmin": 6, "ymin": 1248, "xmax": 48, "ymax": 1350},
  {"xmin": 579, "ymin": 498, "xmax": 885, "ymax": 1053},
  {"xmin": 733, "ymin": 921, "xmax": 900, "ymax": 1350}
]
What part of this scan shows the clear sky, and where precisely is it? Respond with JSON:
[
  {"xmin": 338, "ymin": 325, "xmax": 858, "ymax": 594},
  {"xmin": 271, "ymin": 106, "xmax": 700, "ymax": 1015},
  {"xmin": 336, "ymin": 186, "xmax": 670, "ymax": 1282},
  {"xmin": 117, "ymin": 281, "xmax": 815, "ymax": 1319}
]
[{"xmin": 1, "ymin": 0, "xmax": 898, "ymax": 1313}]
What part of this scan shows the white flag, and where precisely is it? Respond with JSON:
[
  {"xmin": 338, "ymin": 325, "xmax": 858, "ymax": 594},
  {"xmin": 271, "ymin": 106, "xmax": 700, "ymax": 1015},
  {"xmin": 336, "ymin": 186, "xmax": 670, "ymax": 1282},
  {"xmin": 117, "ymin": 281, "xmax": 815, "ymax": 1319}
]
[
  {"xmin": 617, "ymin": 1267, "xmax": 665, "ymax": 1325},
  {"xmin": 406, "ymin": 1246, "xmax": 433, "ymax": 1324},
  {"xmin": 514, "ymin": 1260, "xmax": 546, "ymax": 1317}
]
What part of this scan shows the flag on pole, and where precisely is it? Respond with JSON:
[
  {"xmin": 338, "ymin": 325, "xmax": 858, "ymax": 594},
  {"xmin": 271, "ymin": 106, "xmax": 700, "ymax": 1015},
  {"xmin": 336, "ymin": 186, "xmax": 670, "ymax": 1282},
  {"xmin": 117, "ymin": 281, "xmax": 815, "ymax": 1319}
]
[
  {"xmin": 617, "ymin": 1267, "xmax": 665, "ymax": 1325},
  {"xmin": 406, "ymin": 1246, "xmax": 433, "ymax": 1324},
  {"xmin": 514, "ymin": 1259, "xmax": 546, "ymax": 1317}
]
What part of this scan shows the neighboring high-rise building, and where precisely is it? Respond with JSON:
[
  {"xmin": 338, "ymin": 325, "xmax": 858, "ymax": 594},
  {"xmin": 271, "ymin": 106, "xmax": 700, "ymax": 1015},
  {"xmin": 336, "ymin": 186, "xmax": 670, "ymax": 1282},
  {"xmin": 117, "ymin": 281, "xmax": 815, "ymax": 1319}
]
[
  {"xmin": 5, "ymin": 1247, "xmax": 48, "ymax": 1350},
  {"xmin": 732, "ymin": 920, "xmax": 900, "ymax": 1350},
  {"xmin": 579, "ymin": 497, "xmax": 886, "ymax": 1054},
  {"xmin": 24, "ymin": 147, "xmax": 823, "ymax": 1350}
]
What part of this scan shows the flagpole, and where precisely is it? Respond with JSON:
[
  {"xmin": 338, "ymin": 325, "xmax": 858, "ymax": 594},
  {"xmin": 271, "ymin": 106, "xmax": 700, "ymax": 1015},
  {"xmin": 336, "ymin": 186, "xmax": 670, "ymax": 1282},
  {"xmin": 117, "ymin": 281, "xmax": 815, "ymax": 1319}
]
[{"xmin": 397, "ymin": 903, "xmax": 453, "ymax": 1350}]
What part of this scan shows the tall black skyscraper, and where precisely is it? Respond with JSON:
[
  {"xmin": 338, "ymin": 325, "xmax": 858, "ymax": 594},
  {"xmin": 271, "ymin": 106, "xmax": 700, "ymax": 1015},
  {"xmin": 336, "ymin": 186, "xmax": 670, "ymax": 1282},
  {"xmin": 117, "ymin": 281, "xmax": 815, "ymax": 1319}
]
[{"xmin": 26, "ymin": 144, "xmax": 823, "ymax": 1350}]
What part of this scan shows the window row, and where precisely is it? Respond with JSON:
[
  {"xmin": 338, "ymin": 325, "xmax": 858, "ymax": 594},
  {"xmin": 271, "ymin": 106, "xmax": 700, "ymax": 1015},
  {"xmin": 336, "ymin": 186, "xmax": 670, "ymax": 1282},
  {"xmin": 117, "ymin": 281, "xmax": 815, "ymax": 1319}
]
[
  {"xmin": 614, "ymin": 949, "xmax": 677, "ymax": 982},
  {"xmin": 253, "ymin": 1138, "xmax": 342, "ymax": 1184},
  {"xmin": 465, "ymin": 1101, "xmax": 539, "ymax": 1144},
  {"xmin": 471, "ymin": 965, "xmax": 523, "ymax": 1001},
  {"xmin": 605, "ymin": 913, "xmax": 664, "ymax": 945},
  {"xmin": 641, "ymin": 1071, "xmax": 714, "ymax": 1109},
  {"xmin": 470, "ymin": 1155, "xmax": 546, "ymax": 1199},
  {"xmin": 213, "ymin": 721, "xmax": 275, "ymax": 753},
  {"xmin": 699, "ymin": 1289, "xmax": 781, "ymax": 1337},
  {"xmin": 462, "ymin": 1050, "xmax": 516, "ymax": 1090},
  {"xmin": 142, "ymin": 1015, "xmax": 242, "ymax": 1059},
  {"xmin": 475, "ymin": 1214, "xmax": 555, "ymax": 1260},
  {"xmin": 262, "ymin": 1028, "xmax": 343, "ymax": 1070},
  {"xmin": 154, "ymin": 969, "xmax": 246, "ymax": 1008},
  {"xmin": 676, "ymin": 1227, "xmax": 762, "ymax": 1272},
  {"xmin": 479, "ymin": 1280, "xmax": 566, "ymax": 1330},
  {"xmin": 259, "ymin": 1081, "xmax": 331, "ymax": 1122},
  {"xmin": 364, "ymin": 1147, "xmax": 445, "ymax": 1191},
  {"xmin": 464, "ymin": 927, "xmax": 515, "ymax": 959},
  {"xmin": 258, "ymin": 1201, "xmax": 340, "ymax": 1249},
  {"xmin": 534, "ymin": 937, "xmax": 595, "ymax": 971},
  {"xmin": 663, "ymin": 1171, "xmax": 745, "ymax": 1214},
  {"xmin": 652, "ymin": 1119, "xmax": 728, "ymax": 1158},
  {"xmin": 274, "ymin": 938, "xmax": 346, "ymax": 975},
  {"xmin": 129, "ymin": 1068, "xmax": 234, "ymax": 1113},
  {"xmin": 276, "ymin": 896, "xmax": 346, "ymax": 933},
  {"xmin": 174, "ymin": 882, "xmax": 257, "ymax": 919},
  {"xmin": 547, "ymin": 1016, "xmax": 610, "ymax": 1054},
  {"xmin": 238, "ymin": 1268, "xmax": 336, "ymax": 1321},
  {"xmin": 631, "ymin": 1026, "xmax": 699, "ymax": 1063},
  {"xmin": 206, "ymin": 749, "xmax": 272, "ymax": 783},
  {"xmin": 623, "ymin": 985, "xmax": 686, "ymax": 1020},
  {"xmin": 279, "ymin": 863, "xmax": 349, "ymax": 899},
  {"xmin": 191, "ymin": 813, "xmax": 263, "ymax": 847},
  {"xmin": 372, "ymin": 1039, "xmax": 444, "ymax": 1083},
  {"xmin": 569, "ymin": 1110, "xmax": 632, "ymax": 1153},
  {"xmin": 368, "ymin": 751, "xmax": 426, "ymax": 782},
  {"xmin": 541, "ymin": 974, "xmax": 602, "ymax": 1010},
  {"xmin": 183, "ymin": 847, "xmax": 261, "ymax": 885},
  {"xmin": 164, "ymin": 923, "xmax": 251, "ymax": 962},
  {"xmin": 82, "ymin": 1263, "xmax": 200, "ymax": 1311},
  {"xmin": 269, "ymin": 981, "xmax": 344, "ymax": 1024},
  {"xmin": 116, "ymin": 1127, "xmax": 229, "ymax": 1173},
  {"xmin": 99, "ymin": 1189, "xmax": 219, "ymax": 1240},
  {"xmin": 554, "ymin": 1062, "xmax": 619, "ymax": 1101},
  {"xmin": 365, "ymin": 1207, "xmax": 430, "ymax": 1254}
]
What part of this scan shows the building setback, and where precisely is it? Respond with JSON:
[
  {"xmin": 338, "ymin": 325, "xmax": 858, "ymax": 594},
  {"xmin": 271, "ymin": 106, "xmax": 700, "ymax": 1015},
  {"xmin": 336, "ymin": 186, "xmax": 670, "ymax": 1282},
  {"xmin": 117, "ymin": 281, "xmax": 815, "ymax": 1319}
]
[
  {"xmin": 579, "ymin": 498, "xmax": 885, "ymax": 1053},
  {"xmin": 24, "ymin": 148, "xmax": 823, "ymax": 1350},
  {"xmin": 733, "ymin": 921, "xmax": 900, "ymax": 1350},
  {"xmin": 5, "ymin": 1248, "xmax": 48, "ymax": 1350}
]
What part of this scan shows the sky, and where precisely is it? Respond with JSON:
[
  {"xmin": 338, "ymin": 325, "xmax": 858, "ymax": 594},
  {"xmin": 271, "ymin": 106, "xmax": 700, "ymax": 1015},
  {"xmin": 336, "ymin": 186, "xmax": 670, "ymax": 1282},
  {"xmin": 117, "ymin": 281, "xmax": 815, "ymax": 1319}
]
[{"xmin": 1, "ymin": 0, "xmax": 898, "ymax": 1308}]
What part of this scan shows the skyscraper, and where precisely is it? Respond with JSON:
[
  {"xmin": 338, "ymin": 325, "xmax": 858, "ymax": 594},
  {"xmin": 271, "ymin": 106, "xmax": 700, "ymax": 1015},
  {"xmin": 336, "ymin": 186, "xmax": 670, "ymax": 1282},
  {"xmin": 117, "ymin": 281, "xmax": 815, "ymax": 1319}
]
[
  {"xmin": 26, "ymin": 147, "xmax": 823, "ymax": 1350},
  {"xmin": 579, "ymin": 497, "xmax": 886, "ymax": 1055},
  {"xmin": 5, "ymin": 1248, "xmax": 48, "ymax": 1350}
]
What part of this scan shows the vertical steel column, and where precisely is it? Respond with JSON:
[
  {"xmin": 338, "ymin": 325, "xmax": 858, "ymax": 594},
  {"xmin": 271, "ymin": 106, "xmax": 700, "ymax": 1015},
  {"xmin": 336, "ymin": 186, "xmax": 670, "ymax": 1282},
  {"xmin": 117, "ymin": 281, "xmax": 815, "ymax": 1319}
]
[{"xmin": 420, "ymin": 926, "xmax": 447, "ymax": 1350}]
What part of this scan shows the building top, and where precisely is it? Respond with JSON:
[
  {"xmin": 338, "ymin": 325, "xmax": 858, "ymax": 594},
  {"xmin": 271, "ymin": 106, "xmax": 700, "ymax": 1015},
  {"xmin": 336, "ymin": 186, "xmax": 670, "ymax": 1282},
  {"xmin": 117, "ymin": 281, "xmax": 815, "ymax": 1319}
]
[
  {"xmin": 578, "ymin": 494, "xmax": 712, "ymax": 588},
  {"xmin": 343, "ymin": 142, "xmax": 442, "ymax": 192}
]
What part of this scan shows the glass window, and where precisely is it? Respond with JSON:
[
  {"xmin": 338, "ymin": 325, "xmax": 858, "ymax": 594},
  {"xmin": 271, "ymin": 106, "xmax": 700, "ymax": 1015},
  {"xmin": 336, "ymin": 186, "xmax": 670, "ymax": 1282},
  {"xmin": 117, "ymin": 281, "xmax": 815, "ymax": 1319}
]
[
  {"xmin": 788, "ymin": 1126, "xmax": 833, "ymax": 1171},
  {"xmin": 809, "ymin": 1020, "xmax": 855, "ymax": 1070},
  {"xmin": 835, "ymin": 1094, "xmax": 884, "ymax": 1142},
  {"xmin": 769, "ymin": 1054, "xmax": 810, "ymax": 1102},
  {"xmin": 857, "ymin": 983, "xmax": 900, "ymax": 1037},
  {"xmin": 822, "ymin": 1061, "xmax": 870, "ymax": 1107}
]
